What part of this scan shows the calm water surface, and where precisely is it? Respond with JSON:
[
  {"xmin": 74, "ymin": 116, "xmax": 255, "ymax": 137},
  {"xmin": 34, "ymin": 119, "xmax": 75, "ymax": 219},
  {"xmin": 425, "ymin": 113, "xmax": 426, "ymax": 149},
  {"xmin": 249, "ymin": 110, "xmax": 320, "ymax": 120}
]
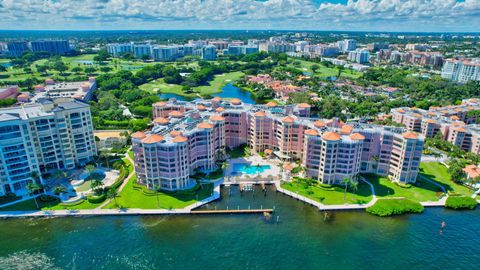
[
  {"xmin": 158, "ymin": 83, "xmax": 256, "ymax": 104},
  {"xmin": 0, "ymin": 185, "xmax": 479, "ymax": 270}
]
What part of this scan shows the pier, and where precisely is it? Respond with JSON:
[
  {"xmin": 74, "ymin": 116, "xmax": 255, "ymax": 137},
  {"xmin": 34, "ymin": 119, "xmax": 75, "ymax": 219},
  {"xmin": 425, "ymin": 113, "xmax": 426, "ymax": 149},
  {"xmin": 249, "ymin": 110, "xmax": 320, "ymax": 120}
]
[{"xmin": 191, "ymin": 209, "xmax": 273, "ymax": 214}]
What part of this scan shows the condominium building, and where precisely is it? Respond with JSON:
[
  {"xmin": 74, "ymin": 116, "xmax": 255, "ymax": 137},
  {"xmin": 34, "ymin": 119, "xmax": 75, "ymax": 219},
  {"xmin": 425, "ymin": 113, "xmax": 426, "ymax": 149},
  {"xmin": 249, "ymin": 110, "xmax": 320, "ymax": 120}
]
[
  {"xmin": 133, "ymin": 45, "xmax": 153, "ymax": 59},
  {"xmin": 202, "ymin": 45, "xmax": 217, "ymax": 61},
  {"xmin": 132, "ymin": 99, "xmax": 424, "ymax": 191},
  {"xmin": 7, "ymin": 41, "xmax": 29, "ymax": 57},
  {"xmin": 31, "ymin": 40, "xmax": 71, "ymax": 55},
  {"xmin": 348, "ymin": 50, "xmax": 370, "ymax": 64},
  {"xmin": 31, "ymin": 77, "xmax": 97, "ymax": 103},
  {"xmin": 0, "ymin": 100, "xmax": 97, "ymax": 196},
  {"xmin": 337, "ymin": 39, "xmax": 357, "ymax": 53},
  {"xmin": 106, "ymin": 43, "xmax": 133, "ymax": 58},
  {"xmin": 441, "ymin": 59, "xmax": 480, "ymax": 83},
  {"xmin": 391, "ymin": 98, "xmax": 480, "ymax": 154}
]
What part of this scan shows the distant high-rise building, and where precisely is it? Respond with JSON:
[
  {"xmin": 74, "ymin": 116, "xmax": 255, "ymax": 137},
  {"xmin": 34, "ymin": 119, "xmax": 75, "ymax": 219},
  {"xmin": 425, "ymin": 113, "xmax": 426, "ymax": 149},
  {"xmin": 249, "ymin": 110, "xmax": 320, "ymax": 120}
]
[
  {"xmin": 7, "ymin": 41, "xmax": 29, "ymax": 57},
  {"xmin": 133, "ymin": 45, "xmax": 152, "ymax": 59},
  {"xmin": 227, "ymin": 45, "xmax": 243, "ymax": 56},
  {"xmin": 153, "ymin": 46, "xmax": 182, "ymax": 62},
  {"xmin": 441, "ymin": 59, "xmax": 480, "ymax": 83},
  {"xmin": 106, "ymin": 43, "xmax": 133, "ymax": 58},
  {"xmin": 367, "ymin": 42, "xmax": 389, "ymax": 52},
  {"xmin": 348, "ymin": 50, "xmax": 370, "ymax": 64},
  {"xmin": 337, "ymin": 39, "xmax": 357, "ymax": 53},
  {"xmin": 30, "ymin": 40, "xmax": 71, "ymax": 55},
  {"xmin": 202, "ymin": 45, "xmax": 217, "ymax": 61}
]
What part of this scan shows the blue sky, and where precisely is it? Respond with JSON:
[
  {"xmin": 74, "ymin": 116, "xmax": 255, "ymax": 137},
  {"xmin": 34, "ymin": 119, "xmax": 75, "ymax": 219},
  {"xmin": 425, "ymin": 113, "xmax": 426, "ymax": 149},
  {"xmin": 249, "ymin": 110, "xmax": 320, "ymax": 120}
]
[{"xmin": 0, "ymin": 0, "xmax": 478, "ymax": 32}]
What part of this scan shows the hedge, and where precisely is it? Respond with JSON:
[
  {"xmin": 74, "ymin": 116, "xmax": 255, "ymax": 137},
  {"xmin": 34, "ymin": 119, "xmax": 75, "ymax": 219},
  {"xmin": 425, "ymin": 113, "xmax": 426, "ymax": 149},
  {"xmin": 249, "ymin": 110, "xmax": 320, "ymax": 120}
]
[
  {"xmin": 87, "ymin": 194, "xmax": 106, "ymax": 204},
  {"xmin": 445, "ymin": 196, "xmax": 477, "ymax": 210},
  {"xmin": 366, "ymin": 198, "xmax": 424, "ymax": 217}
]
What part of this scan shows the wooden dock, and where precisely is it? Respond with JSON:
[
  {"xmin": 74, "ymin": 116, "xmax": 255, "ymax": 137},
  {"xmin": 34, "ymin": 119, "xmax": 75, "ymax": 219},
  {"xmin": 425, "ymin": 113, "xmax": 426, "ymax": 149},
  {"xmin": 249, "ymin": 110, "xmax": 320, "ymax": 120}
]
[{"xmin": 190, "ymin": 209, "xmax": 273, "ymax": 215}]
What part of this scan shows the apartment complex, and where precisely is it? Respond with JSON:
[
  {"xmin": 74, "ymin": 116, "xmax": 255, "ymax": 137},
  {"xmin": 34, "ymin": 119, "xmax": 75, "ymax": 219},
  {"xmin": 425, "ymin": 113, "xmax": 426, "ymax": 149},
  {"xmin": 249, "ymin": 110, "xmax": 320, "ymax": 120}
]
[
  {"xmin": 441, "ymin": 59, "xmax": 480, "ymax": 83},
  {"xmin": 132, "ymin": 99, "xmax": 424, "ymax": 191},
  {"xmin": 391, "ymin": 98, "xmax": 480, "ymax": 154},
  {"xmin": 0, "ymin": 100, "xmax": 97, "ymax": 196}
]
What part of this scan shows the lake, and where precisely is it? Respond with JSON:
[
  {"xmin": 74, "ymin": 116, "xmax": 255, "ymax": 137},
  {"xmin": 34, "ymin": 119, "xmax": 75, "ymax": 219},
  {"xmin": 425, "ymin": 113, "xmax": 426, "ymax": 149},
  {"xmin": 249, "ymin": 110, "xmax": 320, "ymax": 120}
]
[
  {"xmin": 0, "ymin": 185, "xmax": 479, "ymax": 269},
  {"xmin": 158, "ymin": 83, "xmax": 256, "ymax": 104}
]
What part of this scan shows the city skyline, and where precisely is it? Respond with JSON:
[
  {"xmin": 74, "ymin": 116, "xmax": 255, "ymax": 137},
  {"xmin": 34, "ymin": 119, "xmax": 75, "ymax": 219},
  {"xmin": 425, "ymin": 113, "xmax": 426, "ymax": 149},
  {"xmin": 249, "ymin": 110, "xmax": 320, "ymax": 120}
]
[{"xmin": 0, "ymin": 0, "xmax": 479, "ymax": 32}]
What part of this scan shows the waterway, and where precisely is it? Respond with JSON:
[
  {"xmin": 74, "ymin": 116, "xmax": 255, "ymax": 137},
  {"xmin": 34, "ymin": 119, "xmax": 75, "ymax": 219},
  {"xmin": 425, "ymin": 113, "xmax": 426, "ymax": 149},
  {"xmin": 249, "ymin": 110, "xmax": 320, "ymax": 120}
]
[
  {"xmin": 158, "ymin": 83, "xmax": 256, "ymax": 104},
  {"xmin": 0, "ymin": 185, "xmax": 479, "ymax": 269}
]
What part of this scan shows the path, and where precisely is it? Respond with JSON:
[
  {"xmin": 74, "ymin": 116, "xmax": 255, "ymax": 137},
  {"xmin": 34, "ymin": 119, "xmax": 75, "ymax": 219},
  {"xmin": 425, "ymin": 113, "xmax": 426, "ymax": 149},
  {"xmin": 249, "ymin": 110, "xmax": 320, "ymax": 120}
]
[{"xmin": 96, "ymin": 147, "xmax": 134, "ymax": 209}]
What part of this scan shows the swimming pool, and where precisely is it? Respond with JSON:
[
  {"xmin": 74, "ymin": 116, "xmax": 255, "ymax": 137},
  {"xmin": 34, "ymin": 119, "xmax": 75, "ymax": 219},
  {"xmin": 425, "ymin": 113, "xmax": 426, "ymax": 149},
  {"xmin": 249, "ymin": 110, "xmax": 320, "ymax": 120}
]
[{"xmin": 233, "ymin": 163, "xmax": 271, "ymax": 174}]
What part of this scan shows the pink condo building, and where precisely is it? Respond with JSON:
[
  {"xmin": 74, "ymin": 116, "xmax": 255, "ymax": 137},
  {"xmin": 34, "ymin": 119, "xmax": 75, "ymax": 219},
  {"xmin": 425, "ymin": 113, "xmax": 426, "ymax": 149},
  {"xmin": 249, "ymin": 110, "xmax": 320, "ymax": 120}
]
[
  {"xmin": 391, "ymin": 98, "xmax": 480, "ymax": 154},
  {"xmin": 133, "ymin": 98, "xmax": 425, "ymax": 191}
]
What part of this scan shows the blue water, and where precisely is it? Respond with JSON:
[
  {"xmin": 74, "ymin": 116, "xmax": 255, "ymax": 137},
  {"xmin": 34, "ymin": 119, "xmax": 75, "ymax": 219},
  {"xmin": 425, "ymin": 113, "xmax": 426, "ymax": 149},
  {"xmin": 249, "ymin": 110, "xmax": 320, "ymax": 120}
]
[
  {"xmin": 158, "ymin": 83, "xmax": 257, "ymax": 104},
  {"xmin": 214, "ymin": 83, "xmax": 256, "ymax": 104},
  {"xmin": 0, "ymin": 62, "xmax": 12, "ymax": 68},
  {"xmin": 233, "ymin": 163, "xmax": 271, "ymax": 174},
  {"xmin": 73, "ymin": 60, "xmax": 93, "ymax": 65}
]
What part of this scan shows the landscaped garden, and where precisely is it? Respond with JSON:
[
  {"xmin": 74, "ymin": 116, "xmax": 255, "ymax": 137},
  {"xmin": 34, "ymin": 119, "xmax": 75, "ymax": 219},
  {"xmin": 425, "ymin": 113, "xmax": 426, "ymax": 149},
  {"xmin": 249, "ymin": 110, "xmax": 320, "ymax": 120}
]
[
  {"xmin": 419, "ymin": 162, "xmax": 473, "ymax": 196},
  {"xmin": 102, "ymin": 175, "xmax": 214, "ymax": 210},
  {"xmin": 281, "ymin": 177, "xmax": 373, "ymax": 205},
  {"xmin": 362, "ymin": 173, "xmax": 444, "ymax": 202},
  {"xmin": 366, "ymin": 198, "xmax": 424, "ymax": 217}
]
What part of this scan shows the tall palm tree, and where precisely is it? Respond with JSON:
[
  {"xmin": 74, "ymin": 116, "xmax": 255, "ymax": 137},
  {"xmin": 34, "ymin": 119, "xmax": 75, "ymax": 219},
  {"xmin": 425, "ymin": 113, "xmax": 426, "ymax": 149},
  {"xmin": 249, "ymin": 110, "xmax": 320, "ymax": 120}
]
[
  {"xmin": 350, "ymin": 180, "xmax": 359, "ymax": 194},
  {"xmin": 107, "ymin": 188, "xmax": 118, "ymax": 207},
  {"xmin": 85, "ymin": 164, "xmax": 96, "ymax": 177},
  {"xmin": 26, "ymin": 182, "xmax": 43, "ymax": 209},
  {"xmin": 342, "ymin": 177, "xmax": 351, "ymax": 203}
]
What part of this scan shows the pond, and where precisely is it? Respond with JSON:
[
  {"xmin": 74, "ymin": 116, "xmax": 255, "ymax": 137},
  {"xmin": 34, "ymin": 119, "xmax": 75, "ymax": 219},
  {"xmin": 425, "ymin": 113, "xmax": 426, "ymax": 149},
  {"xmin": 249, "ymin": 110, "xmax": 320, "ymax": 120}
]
[{"xmin": 158, "ymin": 83, "xmax": 257, "ymax": 104}]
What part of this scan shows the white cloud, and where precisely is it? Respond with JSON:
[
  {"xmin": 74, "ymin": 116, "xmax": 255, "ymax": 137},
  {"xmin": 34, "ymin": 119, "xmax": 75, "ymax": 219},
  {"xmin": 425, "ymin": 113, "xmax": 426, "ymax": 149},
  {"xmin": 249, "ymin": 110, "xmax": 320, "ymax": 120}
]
[{"xmin": 0, "ymin": 0, "xmax": 478, "ymax": 31}]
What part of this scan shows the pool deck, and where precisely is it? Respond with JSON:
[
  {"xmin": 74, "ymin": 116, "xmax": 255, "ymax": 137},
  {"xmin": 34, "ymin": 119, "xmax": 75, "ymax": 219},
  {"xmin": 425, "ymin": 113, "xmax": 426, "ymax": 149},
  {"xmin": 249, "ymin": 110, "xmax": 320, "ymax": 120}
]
[{"xmin": 226, "ymin": 156, "xmax": 281, "ymax": 179}]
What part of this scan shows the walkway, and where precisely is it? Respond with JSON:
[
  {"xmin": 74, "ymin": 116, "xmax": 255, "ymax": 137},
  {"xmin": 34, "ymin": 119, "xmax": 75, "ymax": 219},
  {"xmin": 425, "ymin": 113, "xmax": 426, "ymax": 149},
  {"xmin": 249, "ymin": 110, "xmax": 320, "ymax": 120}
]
[{"xmin": 96, "ymin": 148, "xmax": 134, "ymax": 209}]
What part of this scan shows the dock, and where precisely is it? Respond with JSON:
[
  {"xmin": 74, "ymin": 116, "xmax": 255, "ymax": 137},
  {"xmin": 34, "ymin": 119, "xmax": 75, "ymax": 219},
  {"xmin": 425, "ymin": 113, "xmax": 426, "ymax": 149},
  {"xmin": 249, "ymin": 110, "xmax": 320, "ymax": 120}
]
[{"xmin": 191, "ymin": 209, "xmax": 273, "ymax": 214}]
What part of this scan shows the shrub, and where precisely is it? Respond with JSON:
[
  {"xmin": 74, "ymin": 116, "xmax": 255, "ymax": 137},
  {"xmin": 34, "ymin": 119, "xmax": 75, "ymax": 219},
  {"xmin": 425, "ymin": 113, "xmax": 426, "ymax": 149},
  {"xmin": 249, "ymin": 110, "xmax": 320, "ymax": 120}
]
[
  {"xmin": 445, "ymin": 196, "xmax": 477, "ymax": 210},
  {"xmin": 87, "ymin": 194, "xmax": 106, "ymax": 204},
  {"xmin": 366, "ymin": 198, "xmax": 424, "ymax": 217},
  {"xmin": 39, "ymin": 195, "xmax": 59, "ymax": 203},
  {"xmin": 0, "ymin": 193, "xmax": 21, "ymax": 205}
]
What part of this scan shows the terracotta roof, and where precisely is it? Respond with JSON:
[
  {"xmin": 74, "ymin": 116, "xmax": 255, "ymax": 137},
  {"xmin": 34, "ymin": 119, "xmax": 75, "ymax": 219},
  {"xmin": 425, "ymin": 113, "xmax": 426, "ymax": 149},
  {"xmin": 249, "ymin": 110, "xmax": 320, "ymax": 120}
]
[
  {"xmin": 340, "ymin": 125, "xmax": 353, "ymax": 135},
  {"xmin": 169, "ymin": 130, "xmax": 182, "ymax": 137},
  {"xmin": 264, "ymin": 149, "xmax": 273, "ymax": 155},
  {"xmin": 172, "ymin": 136, "xmax": 188, "ymax": 143},
  {"xmin": 169, "ymin": 111, "xmax": 184, "ymax": 118},
  {"xmin": 463, "ymin": 164, "xmax": 480, "ymax": 179},
  {"xmin": 402, "ymin": 131, "xmax": 418, "ymax": 139},
  {"xmin": 154, "ymin": 101, "xmax": 167, "ymax": 107},
  {"xmin": 297, "ymin": 103, "xmax": 311, "ymax": 108},
  {"xmin": 314, "ymin": 120, "xmax": 326, "ymax": 128},
  {"xmin": 450, "ymin": 115, "xmax": 460, "ymax": 120},
  {"xmin": 397, "ymin": 109, "xmax": 405, "ymax": 113},
  {"xmin": 282, "ymin": 116, "xmax": 295, "ymax": 123},
  {"xmin": 154, "ymin": 117, "xmax": 169, "ymax": 125},
  {"xmin": 304, "ymin": 129, "xmax": 319, "ymax": 136},
  {"xmin": 426, "ymin": 119, "xmax": 436, "ymax": 124},
  {"xmin": 210, "ymin": 115, "xmax": 225, "ymax": 121},
  {"xmin": 196, "ymin": 105, "xmax": 206, "ymax": 111},
  {"xmin": 212, "ymin": 97, "xmax": 222, "ymax": 102},
  {"xmin": 215, "ymin": 107, "xmax": 225, "ymax": 113},
  {"xmin": 266, "ymin": 101, "xmax": 278, "ymax": 107},
  {"xmin": 197, "ymin": 122, "xmax": 214, "ymax": 129},
  {"xmin": 350, "ymin": 133, "xmax": 365, "ymax": 140},
  {"xmin": 282, "ymin": 162, "xmax": 295, "ymax": 171},
  {"xmin": 455, "ymin": 127, "xmax": 466, "ymax": 132},
  {"xmin": 141, "ymin": 134, "xmax": 164, "ymax": 144},
  {"xmin": 254, "ymin": 111, "xmax": 266, "ymax": 117},
  {"xmin": 131, "ymin": 131, "xmax": 146, "ymax": 139},
  {"xmin": 230, "ymin": 98, "xmax": 242, "ymax": 105},
  {"xmin": 322, "ymin": 131, "xmax": 341, "ymax": 141}
]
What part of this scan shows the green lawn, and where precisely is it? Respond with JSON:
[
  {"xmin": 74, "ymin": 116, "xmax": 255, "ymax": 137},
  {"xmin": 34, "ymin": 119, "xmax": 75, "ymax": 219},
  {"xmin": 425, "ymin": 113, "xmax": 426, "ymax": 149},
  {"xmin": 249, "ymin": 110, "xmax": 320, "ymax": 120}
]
[
  {"xmin": 287, "ymin": 59, "xmax": 362, "ymax": 79},
  {"xmin": 103, "ymin": 175, "xmax": 213, "ymax": 209},
  {"xmin": 419, "ymin": 162, "xmax": 473, "ymax": 196},
  {"xmin": 139, "ymin": 71, "xmax": 244, "ymax": 98},
  {"xmin": 281, "ymin": 180, "xmax": 373, "ymax": 205},
  {"xmin": 363, "ymin": 174, "xmax": 443, "ymax": 202},
  {"xmin": 0, "ymin": 196, "xmax": 103, "ymax": 211}
]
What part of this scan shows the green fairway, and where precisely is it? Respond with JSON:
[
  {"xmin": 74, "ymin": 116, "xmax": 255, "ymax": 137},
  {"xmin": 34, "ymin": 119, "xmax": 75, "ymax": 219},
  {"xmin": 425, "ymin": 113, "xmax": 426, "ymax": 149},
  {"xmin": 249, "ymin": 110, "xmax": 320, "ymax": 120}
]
[
  {"xmin": 363, "ymin": 174, "xmax": 443, "ymax": 202},
  {"xmin": 288, "ymin": 59, "xmax": 362, "ymax": 79},
  {"xmin": 419, "ymin": 162, "xmax": 473, "ymax": 196},
  {"xmin": 281, "ymin": 180, "xmax": 373, "ymax": 205},
  {"xmin": 139, "ymin": 78, "xmax": 185, "ymax": 95}
]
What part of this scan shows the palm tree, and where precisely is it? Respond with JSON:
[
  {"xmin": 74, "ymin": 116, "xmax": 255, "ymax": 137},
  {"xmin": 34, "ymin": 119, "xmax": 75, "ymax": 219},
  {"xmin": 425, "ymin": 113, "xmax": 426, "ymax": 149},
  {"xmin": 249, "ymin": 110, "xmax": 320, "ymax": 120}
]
[
  {"xmin": 85, "ymin": 164, "xmax": 96, "ymax": 177},
  {"xmin": 99, "ymin": 149, "xmax": 111, "ymax": 168},
  {"xmin": 107, "ymin": 188, "xmax": 119, "ymax": 207},
  {"xmin": 342, "ymin": 177, "xmax": 351, "ymax": 203},
  {"xmin": 153, "ymin": 184, "xmax": 160, "ymax": 208},
  {"xmin": 53, "ymin": 185, "xmax": 67, "ymax": 196},
  {"xmin": 221, "ymin": 161, "xmax": 229, "ymax": 176},
  {"xmin": 336, "ymin": 65, "xmax": 345, "ymax": 79},
  {"xmin": 26, "ymin": 182, "xmax": 43, "ymax": 209},
  {"xmin": 90, "ymin": 179, "xmax": 104, "ymax": 195},
  {"xmin": 350, "ymin": 180, "xmax": 359, "ymax": 194}
]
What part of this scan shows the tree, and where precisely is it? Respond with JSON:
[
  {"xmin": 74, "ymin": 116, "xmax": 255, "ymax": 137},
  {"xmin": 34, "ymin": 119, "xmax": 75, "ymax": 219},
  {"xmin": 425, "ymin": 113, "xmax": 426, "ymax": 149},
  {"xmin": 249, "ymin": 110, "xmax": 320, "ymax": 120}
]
[
  {"xmin": 84, "ymin": 67, "xmax": 97, "ymax": 75},
  {"xmin": 0, "ymin": 65, "xmax": 7, "ymax": 72},
  {"xmin": 311, "ymin": 64, "xmax": 320, "ymax": 73},
  {"xmin": 52, "ymin": 61, "xmax": 68, "ymax": 75},
  {"xmin": 26, "ymin": 182, "xmax": 43, "ymax": 209},
  {"xmin": 53, "ymin": 185, "xmax": 67, "ymax": 196},
  {"xmin": 85, "ymin": 164, "xmax": 96, "ymax": 176},
  {"xmin": 94, "ymin": 50, "xmax": 110, "ymax": 63},
  {"xmin": 342, "ymin": 177, "xmax": 351, "ymax": 203},
  {"xmin": 107, "ymin": 188, "xmax": 119, "ymax": 207},
  {"xmin": 100, "ymin": 66, "xmax": 112, "ymax": 73},
  {"xmin": 141, "ymin": 54, "xmax": 150, "ymax": 62},
  {"xmin": 71, "ymin": 66, "xmax": 83, "ymax": 73},
  {"xmin": 90, "ymin": 180, "xmax": 104, "ymax": 195},
  {"xmin": 336, "ymin": 65, "xmax": 345, "ymax": 78}
]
